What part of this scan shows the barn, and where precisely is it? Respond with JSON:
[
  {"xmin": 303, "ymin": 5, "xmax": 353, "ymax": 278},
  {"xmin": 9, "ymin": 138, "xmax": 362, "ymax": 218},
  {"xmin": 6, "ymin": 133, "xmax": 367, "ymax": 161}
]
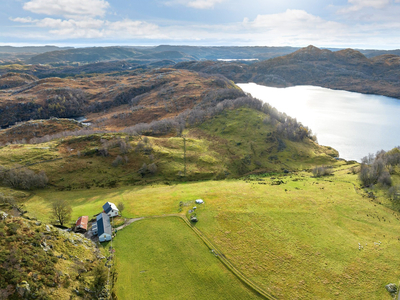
[
  {"xmin": 75, "ymin": 216, "xmax": 88, "ymax": 232},
  {"xmin": 97, "ymin": 213, "xmax": 112, "ymax": 242},
  {"xmin": 103, "ymin": 202, "xmax": 119, "ymax": 218}
]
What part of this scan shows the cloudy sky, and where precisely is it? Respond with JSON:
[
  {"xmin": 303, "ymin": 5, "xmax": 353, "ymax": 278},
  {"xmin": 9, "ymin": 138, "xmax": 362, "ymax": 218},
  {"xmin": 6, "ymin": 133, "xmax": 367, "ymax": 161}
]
[{"xmin": 1, "ymin": 0, "xmax": 400, "ymax": 49}]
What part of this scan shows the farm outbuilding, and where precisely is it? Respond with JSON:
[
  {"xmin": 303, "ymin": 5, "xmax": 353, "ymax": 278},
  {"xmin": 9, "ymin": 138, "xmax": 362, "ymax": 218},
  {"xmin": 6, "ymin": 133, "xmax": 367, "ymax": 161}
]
[
  {"xmin": 97, "ymin": 213, "xmax": 112, "ymax": 242},
  {"xmin": 92, "ymin": 222, "xmax": 98, "ymax": 235},
  {"xmin": 103, "ymin": 202, "xmax": 119, "ymax": 218},
  {"xmin": 75, "ymin": 216, "xmax": 88, "ymax": 232}
]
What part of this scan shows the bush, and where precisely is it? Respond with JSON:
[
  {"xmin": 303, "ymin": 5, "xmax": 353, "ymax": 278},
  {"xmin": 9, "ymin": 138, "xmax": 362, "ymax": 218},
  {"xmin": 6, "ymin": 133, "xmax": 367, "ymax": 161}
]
[
  {"xmin": 148, "ymin": 163, "xmax": 157, "ymax": 174},
  {"xmin": 2, "ymin": 167, "xmax": 48, "ymax": 190},
  {"xmin": 378, "ymin": 171, "xmax": 392, "ymax": 187},
  {"xmin": 312, "ymin": 166, "xmax": 333, "ymax": 177},
  {"xmin": 111, "ymin": 155, "xmax": 124, "ymax": 167}
]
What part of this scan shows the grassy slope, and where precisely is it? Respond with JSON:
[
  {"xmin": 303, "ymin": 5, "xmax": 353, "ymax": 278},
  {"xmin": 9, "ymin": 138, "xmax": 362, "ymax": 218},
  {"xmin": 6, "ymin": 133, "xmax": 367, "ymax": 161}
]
[
  {"xmin": 0, "ymin": 108, "xmax": 339, "ymax": 192},
  {"xmin": 2, "ymin": 107, "xmax": 398, "ymax": 299},
  {"xmin": 24, "ymin": 168, "xmax": 400, "ymax": 299},
  {"xmin": 114, "ymin": 217, "xmax": 263, "ymax": 300}
]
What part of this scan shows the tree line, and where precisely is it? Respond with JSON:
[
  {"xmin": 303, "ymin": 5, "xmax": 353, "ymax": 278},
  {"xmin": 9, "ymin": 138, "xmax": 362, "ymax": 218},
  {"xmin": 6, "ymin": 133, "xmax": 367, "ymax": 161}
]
[
  {"xmin": 0, "ymin": 165, "xmax": 48, "ymax": 190},
  {"xmin": 359, "ymin": 149, "xmax": 400, "ymax": 187}
]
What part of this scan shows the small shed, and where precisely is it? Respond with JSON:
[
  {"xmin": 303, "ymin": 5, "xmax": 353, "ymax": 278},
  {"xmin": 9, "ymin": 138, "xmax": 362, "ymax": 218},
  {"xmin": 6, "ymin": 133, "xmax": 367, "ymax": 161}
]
[
  {"xmin": 97, "ymin": 213, "xmax": 112, "ymax": 242},
  {"xmin": 75, "ymin": 216, "xmax": 88, "ymax": 232},
  {"xmin": 103, "ymin": 202, "xmax": 119, "ymax": 218},
  {"xmin": 195, "ymin": 199, "xmax": 204, "ymax": 204}
]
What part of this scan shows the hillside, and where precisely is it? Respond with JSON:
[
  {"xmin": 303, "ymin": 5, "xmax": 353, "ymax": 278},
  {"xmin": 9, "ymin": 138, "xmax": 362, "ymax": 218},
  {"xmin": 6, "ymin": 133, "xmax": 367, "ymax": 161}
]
[
  {"xmin": 0, "ymin": 118, "xmax": 84, "ymax": 144},
  {"xmin": 0, "ymin": 68, "xmax": 240, "ymax": 130},
  {"xmin": 175, "ymin": 45, "xmax": 400, "ymax": 99},
  {"xmin": 0, "ymin": 46, "xmax": 72, "ymax": 62},
  {"xmin": 28, "ymin": 47, "xmax": 143, "ymax": 64},
  {"xmin": 0, "ymin": 207, "xmax": 109, "ymax": 300},
  {"xmin": 0, "ymin": 106, "xmax": 338, "ymax": 192},
  {"xmin": 27, "ymin": 47, "xmax": 196, "ymax": 65}
]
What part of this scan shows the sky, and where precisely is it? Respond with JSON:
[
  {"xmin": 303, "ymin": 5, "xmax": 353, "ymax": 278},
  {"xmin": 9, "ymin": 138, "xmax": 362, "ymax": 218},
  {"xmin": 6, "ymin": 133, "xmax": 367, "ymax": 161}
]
[{"xmin": 1, "ymin": 0, "xmax": 400, "ymax": 49}]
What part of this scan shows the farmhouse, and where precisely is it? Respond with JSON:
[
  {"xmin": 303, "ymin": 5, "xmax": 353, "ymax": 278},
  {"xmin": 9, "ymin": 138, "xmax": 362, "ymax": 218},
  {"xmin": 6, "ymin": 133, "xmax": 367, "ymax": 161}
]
[
  {"xmin": 103, "ymin": 202, "xmax": 119, "ymax": 217},
  {"xmin": 97, "ymin": 212, "xmax": 112, "ymax": 242},
  {"xmin": 75, "ymin": 216, "xmax": 88, "ymax": 232}
]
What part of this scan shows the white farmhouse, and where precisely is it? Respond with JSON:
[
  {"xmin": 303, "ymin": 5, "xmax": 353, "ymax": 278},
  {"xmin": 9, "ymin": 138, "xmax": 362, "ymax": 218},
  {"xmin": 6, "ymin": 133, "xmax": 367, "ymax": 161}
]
[{"xmin": 102, "ymin": 202, "xmax": 119, "ymax": 218}]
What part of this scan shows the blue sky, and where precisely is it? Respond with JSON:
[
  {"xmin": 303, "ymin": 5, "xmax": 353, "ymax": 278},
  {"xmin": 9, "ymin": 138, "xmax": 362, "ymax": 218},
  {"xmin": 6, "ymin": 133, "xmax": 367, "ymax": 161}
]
[{"xmin": 1, "ymin": 0, "xmax": 400, "ymax": 49}]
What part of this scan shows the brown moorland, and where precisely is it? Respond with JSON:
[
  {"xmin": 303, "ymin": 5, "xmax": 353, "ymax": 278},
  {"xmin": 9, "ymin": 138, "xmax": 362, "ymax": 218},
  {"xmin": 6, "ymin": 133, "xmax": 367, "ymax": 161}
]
[{"xmin": 0, "ymin": 68, "xmax": 240, "ymax": 131}]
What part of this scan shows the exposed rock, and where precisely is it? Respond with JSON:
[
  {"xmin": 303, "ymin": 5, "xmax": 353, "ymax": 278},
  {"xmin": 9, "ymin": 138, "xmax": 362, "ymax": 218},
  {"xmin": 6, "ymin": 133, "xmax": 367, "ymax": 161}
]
[
  {"xmin": 0, "ymin": 211, "xmax": 8, "ymax": 220},
  {"xmin": 385, "ymin": 283, "xmax": 397, "ymax": 294},
  {"xmin": 16, "ymin": 281, "xmax": 30, "ymax": 298}
]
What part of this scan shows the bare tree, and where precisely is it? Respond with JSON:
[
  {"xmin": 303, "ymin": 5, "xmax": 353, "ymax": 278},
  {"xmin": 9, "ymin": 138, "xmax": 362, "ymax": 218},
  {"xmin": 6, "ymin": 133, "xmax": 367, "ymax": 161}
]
[
  {"xmin": 51, "ymin": 199, "xmax": 72, "ymax": 226},
  {"xmin": 117, "ymin": 202, "xmax": 125, "ymax": 217},
  {"xmin": 148, "ymin": 163, "xmax": 158, "ymax": 174}
]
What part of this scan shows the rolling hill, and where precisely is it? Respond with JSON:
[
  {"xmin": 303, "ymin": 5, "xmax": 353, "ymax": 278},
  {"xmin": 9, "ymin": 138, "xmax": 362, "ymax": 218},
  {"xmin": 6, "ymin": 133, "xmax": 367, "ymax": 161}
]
[{"xmin": 176, "ymin": 45, "xmax": 400, "ymax": 99}]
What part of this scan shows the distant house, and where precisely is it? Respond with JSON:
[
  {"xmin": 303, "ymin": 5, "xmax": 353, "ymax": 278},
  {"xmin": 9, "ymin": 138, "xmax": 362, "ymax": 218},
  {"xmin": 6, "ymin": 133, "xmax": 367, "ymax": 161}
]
[
  {"xmin": 97, "ymin": 213, "xmax": 112, "ymax": 242},
  {"xmin": 103, "ymin": 202, "xmax": 119, "ymax": 218},
  {"xmin": 75, "ymin": 216, "xmax": 88, "ymax": 232}
]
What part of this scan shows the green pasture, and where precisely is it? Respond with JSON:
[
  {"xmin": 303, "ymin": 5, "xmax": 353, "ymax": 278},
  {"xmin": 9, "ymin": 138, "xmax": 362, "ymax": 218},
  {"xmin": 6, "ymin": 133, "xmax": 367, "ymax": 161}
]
[
  {"xmin": 24, "ymin": 167, "xmax": 400, "ymax": 299},
  {"xmin": 113, "ymin": 217, "xmax": 263, "ymax": 300}
]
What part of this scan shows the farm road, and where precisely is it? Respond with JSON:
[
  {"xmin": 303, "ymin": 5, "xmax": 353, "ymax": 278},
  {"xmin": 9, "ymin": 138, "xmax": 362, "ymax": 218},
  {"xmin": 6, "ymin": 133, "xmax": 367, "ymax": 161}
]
[{"xmin": 115, "ymin": 217, "xmax": 144, "ymax": 231}]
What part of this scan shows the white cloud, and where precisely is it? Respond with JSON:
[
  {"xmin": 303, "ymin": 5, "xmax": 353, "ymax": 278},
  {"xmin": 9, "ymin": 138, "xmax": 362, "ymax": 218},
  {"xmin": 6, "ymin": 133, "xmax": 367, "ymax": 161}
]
[
  {"xmin": 23, "ymin": 0, "xmax": 110, "ymax": 18},
  {"xmin": 164, "ymin": 0, "xmax": 225, "ymax": 9},
  {"xmin": 11, "ymin": 16, "xmax": 162, "ymax": 40},
  {"xmin": 245, "ymin": 9, "xmax": 346, "ymax": 38},
  {"xmin": 339, "ymin": 0, "xmax": 391, "ymax": 13},
  {"xmin": 10, "ymin": 17, "xmax": 35, "ymax": 23}
]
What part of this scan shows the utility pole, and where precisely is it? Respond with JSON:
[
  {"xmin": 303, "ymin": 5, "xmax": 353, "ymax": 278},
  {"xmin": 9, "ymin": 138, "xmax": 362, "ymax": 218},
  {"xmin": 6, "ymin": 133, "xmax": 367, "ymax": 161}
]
[{"xmin": 183, "ymin": 136, "xmax": 187, "ymax": 180}]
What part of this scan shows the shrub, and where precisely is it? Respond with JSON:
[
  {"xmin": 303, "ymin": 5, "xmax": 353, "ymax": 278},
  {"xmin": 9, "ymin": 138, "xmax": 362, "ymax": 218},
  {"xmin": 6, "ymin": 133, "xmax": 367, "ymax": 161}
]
[
  {"xmin": 378, "ymin": 171, "xmax": 392, "ymax": 187},
  {"xmin": 138, "ymin": 163, "xmax": 148, "ymax": 177},
  {"xmin": 2, "ymin": 167, "xmax": 48, "ymax": 190},
  {"xmin": 312, "ymin": 166, "xmax": 333, "ymax": 177},
  {"xmin": 112, "ymin": 156, "xmax": 124, "ymax": 167},
  {"xmin": 148, "ymin": 163, "xmax": 157, "ymax": 174}
]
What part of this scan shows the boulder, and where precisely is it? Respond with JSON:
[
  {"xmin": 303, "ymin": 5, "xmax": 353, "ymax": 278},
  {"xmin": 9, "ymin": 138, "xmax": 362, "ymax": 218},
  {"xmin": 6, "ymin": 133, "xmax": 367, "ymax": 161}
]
[
  {"xmin": 385, "ymin": 283, "xmax": 397, "ymax": 294},
  {"xmin": 16, "ymin": 281, "xmax": 30, "ymax": 298}
]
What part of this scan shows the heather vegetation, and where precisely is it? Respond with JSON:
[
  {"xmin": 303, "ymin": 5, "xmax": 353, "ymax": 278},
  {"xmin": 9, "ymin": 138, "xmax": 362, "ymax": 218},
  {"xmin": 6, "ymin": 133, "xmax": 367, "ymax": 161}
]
[{"xmin": 0, "ymin": 214, "xmax": 107, "ymax": 300}]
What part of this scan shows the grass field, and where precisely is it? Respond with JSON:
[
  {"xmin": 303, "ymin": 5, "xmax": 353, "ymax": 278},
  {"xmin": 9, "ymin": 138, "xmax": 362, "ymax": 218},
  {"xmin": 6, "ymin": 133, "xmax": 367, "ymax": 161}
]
[
  {"xmin": 113, "ymin": 217, "xmax": 263, "ymax": 299},
  {"xmin": 24, "ymin": 166, "xmax": 400, "ymax": 299}
]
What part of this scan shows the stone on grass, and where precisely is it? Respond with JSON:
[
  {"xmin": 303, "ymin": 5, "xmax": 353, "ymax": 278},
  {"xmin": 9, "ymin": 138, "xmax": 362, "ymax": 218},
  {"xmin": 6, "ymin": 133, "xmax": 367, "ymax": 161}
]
[{"xmin": 385, "ymin": 283, "xmax": 397, "ymax": 294}]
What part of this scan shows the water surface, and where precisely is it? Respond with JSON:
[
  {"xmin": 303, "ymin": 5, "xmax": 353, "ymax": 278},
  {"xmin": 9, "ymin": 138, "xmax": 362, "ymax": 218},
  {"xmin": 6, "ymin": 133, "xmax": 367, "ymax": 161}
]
[{"xmin": 237, "ymin": 83, "xmax": 400, "ymax": 161}]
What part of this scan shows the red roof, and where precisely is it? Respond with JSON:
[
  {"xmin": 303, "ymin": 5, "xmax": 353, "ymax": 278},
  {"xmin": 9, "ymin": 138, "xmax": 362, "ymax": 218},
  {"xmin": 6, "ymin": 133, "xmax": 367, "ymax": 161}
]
[{"xmin": 76, "ymin": 216, "xmax": 88, "ymax": 230}]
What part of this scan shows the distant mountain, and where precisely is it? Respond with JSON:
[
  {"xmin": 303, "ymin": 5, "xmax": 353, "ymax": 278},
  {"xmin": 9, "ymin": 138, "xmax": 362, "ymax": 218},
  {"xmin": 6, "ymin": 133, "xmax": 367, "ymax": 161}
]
[
  {"xmin": 358, "ymin": 49, "xmax": 400, "ymax": 58},
  {"xmin": 0, "ymin": 45, "xmax": 72, "ymax": 54},
  {"xmin": 27, "ymin": 47, "xmax": 199, "ymax": 64},
  {"xmin": 28, "ymin": 47, "xmax": 143, "ymax": 64},
  {"xmin": 176, "ymin": 45, "xmax": 400, "ymax": 99},
  {"xmin": 0, "ymin": 45, "xmax": 73, "ymax": 61},
  {"xmin": 150, "ymin": 45, "xmax": 300, "ymax": 60}
]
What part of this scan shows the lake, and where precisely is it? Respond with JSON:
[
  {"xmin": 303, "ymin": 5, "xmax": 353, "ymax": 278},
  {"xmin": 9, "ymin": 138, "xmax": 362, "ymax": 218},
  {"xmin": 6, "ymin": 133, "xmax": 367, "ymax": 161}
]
[{"xmin": 237, "ymin": 83, "xmax": 400, "ymax": 161}]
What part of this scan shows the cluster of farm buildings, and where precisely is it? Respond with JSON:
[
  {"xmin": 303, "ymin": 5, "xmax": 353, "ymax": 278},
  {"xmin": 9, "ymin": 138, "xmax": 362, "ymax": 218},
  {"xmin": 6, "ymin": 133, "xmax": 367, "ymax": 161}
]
[{"xmin": 74, "ymin": 202, "xmax": 119, "ymax": 242}]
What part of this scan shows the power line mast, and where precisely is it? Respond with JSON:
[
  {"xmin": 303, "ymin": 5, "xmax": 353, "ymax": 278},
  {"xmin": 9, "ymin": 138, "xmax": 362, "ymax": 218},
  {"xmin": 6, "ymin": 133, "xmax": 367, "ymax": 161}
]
[{"xmin": 183, "ymin": 136, "xmax": 187, "ymax": 180}]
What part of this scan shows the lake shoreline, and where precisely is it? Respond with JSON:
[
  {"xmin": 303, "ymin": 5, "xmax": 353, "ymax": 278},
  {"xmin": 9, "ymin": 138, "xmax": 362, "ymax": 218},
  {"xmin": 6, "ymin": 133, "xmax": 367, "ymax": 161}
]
[{"xmin": 238, "ymin": 83, "xmax": 400, "ymax": 162}]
